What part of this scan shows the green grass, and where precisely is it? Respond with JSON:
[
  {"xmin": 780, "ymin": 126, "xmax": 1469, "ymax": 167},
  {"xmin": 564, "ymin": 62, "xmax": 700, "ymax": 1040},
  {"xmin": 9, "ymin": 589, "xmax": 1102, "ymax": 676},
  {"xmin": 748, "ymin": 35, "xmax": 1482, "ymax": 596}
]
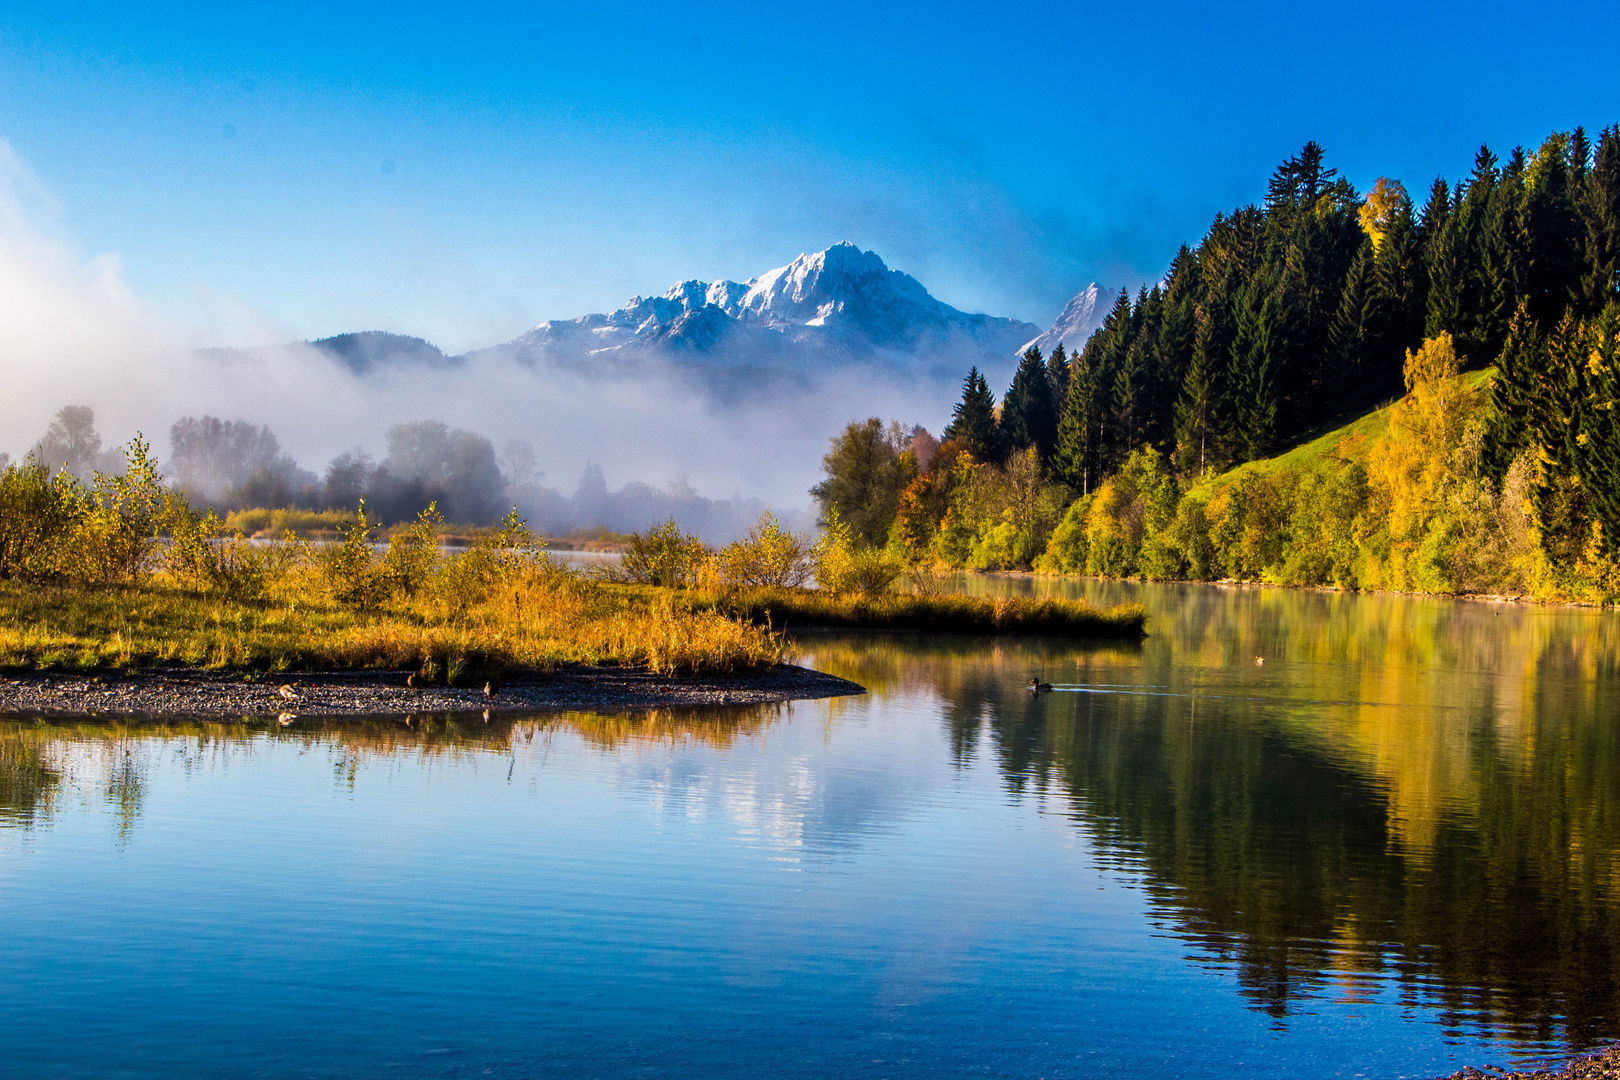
[
  {"xmin": 685, "ymin": 585, "xmax": 1148, "ymax": 638},
  {"xmin": 1188, "ymin": 367, "xmax": 1495, "ymax": 499}
]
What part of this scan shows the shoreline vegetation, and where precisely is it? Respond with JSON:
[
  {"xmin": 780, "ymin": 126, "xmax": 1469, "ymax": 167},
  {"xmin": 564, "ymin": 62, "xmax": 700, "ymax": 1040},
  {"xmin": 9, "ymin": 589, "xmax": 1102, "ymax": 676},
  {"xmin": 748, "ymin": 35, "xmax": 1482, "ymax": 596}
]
[
  {"xmin": 0, "ymin": 449, "xmax": 1144, "ymax": 686},
  {"xmin": 812, "ymin": 131, "xmax": 1620, "ymax": 608}
]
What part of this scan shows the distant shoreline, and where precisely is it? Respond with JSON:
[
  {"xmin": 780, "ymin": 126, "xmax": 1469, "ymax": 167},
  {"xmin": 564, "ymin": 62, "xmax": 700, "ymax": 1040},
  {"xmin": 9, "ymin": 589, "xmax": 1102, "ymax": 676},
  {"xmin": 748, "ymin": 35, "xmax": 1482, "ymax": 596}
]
[
  {"xmin": 0, "ymin": 663, "xmax": 866, "ymax": 719},
  {"xmin": 981, "ymin": 570, "xmax": 1618, "ymax": 611}
]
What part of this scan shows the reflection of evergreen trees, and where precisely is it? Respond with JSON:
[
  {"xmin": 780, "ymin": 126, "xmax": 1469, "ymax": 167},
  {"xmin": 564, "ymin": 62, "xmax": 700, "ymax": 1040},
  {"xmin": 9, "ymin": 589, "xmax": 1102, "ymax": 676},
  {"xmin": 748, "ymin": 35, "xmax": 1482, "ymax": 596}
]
[{"xmin": 891, "ymin": 621, "xmax": 1620, "ymax": 1047}]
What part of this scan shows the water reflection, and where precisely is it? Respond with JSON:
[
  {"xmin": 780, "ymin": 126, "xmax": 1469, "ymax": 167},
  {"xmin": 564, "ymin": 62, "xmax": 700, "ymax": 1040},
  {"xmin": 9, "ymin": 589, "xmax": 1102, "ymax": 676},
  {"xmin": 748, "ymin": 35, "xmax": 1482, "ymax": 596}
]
[
  {"xmin": 3, "ymin": 582, "xmax": 1618, "ymax": 1072},
  {"xmin": 801, "ymin": 584, "xmax": 1620, "ymax": 1050}
]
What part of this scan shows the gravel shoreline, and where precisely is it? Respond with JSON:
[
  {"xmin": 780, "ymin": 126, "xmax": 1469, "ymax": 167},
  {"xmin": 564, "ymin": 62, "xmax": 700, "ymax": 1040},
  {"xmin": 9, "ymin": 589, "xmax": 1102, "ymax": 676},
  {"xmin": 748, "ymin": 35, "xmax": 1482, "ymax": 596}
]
[
  {"xmin": 1443, "ymin": 1045, "xmax": 1620, "ymax": 1079},
  {"xmin": 0, "ymin": 664, "xmax": 865, "ymax": 718}
]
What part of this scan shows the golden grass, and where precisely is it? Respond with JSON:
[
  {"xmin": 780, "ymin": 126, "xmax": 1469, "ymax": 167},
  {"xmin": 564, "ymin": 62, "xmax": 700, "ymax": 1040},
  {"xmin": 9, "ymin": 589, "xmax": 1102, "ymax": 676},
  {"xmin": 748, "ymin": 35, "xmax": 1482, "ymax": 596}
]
[{"xmin": 0, "ymin": 570, "xmax": 783, "ymax": 678}]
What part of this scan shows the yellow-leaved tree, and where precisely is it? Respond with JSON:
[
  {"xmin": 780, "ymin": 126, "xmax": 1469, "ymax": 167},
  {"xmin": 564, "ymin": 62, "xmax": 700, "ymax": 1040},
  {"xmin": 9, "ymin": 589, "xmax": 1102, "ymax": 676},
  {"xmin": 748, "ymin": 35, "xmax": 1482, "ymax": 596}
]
[{"xmin": 1364, "ymin": 333, "xmax": 1479, "ymax": 590}]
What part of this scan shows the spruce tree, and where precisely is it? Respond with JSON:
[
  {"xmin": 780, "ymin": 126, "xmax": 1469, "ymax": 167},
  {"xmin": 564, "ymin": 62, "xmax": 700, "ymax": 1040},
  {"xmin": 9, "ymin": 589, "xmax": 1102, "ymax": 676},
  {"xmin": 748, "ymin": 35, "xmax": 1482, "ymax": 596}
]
[
  {"xmin": 1482, "ymin": 304, "xmax": 1540, "ymax": 481},
  {"xmin": 1001, "ymin": 346, "xmax": 1059, "ymax": 462},
  {"xmin": 1327, "ymin": 239, "xmax": 1372, "ymax": 402},
  {"xmin": 1046, "ymin": 343, "xmax": 1070, "ymax": 406},
  {"xmin": 1231, "ymin": 292, "xmax": 1278, "ymax": 461},
  {"xmin": 1055, "ymin": 342, "xmax": 1103, "ymax": 494},
  {"xmin": 1524, "ymin": 132, "xmax": 1582, "ymax": 324},
  {"xmin": 943, "ymin": 367, "xmax": 1002, "ymax": 463},
  {"xmin": 1173, "ymin": 307, "xmax": 1224, "ymax": 476},
  {"xmin": 1476, "ymin": 148, "xmax": 1528, "ymax": 358},
  {"xmin": 1578, "ymin": 126, "xmax": 1620, "ymax": 313}
]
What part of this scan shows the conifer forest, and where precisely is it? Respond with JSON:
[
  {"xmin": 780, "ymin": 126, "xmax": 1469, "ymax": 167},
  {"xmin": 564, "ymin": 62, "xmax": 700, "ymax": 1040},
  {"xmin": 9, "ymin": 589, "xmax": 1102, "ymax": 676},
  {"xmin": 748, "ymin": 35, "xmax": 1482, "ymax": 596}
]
[{"xmin": 814, "ymin": 127, "xmax": 1620, "ymax": 602}]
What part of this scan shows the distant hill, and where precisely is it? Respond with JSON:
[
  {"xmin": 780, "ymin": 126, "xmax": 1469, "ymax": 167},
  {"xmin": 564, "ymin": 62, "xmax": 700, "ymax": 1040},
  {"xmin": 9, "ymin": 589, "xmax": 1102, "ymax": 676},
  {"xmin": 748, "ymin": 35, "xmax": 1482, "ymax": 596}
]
[{"xmin": 308, "ymin": 332, "xmax": 456, "ymax": 375}]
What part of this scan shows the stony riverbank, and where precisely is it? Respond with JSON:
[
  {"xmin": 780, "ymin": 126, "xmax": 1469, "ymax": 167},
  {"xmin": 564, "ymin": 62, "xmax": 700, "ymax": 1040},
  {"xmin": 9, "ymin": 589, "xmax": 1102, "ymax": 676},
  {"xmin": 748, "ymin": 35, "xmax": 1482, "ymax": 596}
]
[
  {"xmin": 1444, "ymin": 1045, "xmax": 1620, "ymax": 1079},
  {"xmin": 0, "ymin": 663, "xmax": 864, "ymax": 718}
]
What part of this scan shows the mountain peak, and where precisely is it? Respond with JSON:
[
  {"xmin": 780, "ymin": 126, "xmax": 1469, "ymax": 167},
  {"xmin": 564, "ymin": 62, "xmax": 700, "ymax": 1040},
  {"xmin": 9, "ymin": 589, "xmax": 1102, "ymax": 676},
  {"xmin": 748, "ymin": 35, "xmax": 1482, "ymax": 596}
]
[
  {"xmin": 482, "ymin": 244, "xmax": 1038, "ymax": 372},
  {"xmin": 1018, "ymin": 284, "xmax": 1107, "ymax": 359}
]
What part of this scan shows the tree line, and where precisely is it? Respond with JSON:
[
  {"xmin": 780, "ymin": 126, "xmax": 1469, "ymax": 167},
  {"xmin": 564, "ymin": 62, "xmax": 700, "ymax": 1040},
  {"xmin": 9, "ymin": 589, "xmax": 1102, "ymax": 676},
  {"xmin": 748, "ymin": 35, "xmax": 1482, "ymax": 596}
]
[{"xmin": 814, "ymin": 126, "xmax": 1620, "ymax": 598}]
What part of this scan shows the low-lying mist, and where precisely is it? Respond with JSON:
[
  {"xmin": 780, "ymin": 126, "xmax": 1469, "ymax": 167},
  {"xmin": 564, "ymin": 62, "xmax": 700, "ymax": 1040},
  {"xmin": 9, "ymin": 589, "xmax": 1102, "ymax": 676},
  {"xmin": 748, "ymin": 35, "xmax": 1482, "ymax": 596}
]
[{"xmin": 0, "ymin": 156, "xmax": 969, "ymax": 539}]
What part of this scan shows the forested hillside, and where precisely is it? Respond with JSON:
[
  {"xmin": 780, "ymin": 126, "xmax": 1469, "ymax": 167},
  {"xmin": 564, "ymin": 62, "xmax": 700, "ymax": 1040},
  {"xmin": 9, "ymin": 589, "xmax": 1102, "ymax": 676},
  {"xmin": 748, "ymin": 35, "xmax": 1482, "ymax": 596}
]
[{"xmin": 812, "ymin": 128, "xmax": 1620, "ymax": 602}]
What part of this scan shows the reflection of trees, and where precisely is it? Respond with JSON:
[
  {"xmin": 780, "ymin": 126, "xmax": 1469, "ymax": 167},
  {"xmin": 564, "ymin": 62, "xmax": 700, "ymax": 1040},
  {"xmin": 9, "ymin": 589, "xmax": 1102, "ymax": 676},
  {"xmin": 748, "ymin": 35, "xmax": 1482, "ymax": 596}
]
[
  {"xmin": 0, "ymin": 706, "xmax": 787, "ymax": 832},
  {"xmin": 854, "ymin": 603, "xmax": 1620, "ymax": 1050},
  {"xmin": 0, "ymin": 726, "xmax": 64, "ymax": 826}
]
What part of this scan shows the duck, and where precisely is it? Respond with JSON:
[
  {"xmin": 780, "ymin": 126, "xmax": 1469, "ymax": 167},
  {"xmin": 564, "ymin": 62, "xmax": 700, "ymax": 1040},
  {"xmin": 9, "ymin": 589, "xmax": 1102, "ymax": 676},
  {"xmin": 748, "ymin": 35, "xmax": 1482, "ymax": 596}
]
[{"xmin": 1028, "ymin": 677, "xmax": 1054, "ymax": 693}]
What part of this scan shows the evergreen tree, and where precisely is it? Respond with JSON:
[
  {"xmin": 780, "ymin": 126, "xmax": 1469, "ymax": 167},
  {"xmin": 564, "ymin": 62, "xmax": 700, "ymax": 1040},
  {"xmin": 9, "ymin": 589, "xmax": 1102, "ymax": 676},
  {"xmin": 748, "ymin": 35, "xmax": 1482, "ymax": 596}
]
[
  {"xmin": 1055, "ymin": 343, "xmax": 1103, "ymax": 494},
  {"xmin": 1476, "ymin": 147, "xmax": 1528, "ymax": 358},
  {"xmin": 1523, "ymin": 132, "xmax": 1583, "ymax": 325},
  {"xmin": 1578, "ymin": 126, "xmax": 1620, "ymax": 313},
  {"xmin": 1173, "ymin": 306, "xmax": 1225, "ymax": 476},
  {"xmin": 1046, "ymin": 343, "xmax": 1070, "ymax": 407},
  {"xmin": 943, "ymin": 367, "xmax": 1003, "ymax": 463},
  {"xmin": 1231, "ymin": 292, "xmax": 1278, "ymax": 461},
  {"xmin": 1001, "ymin": 347, "xmax": 1060, "ymax": 462},
  {"xmin": 1362, "ymin": 184, "xmax": 1425, "ymax": 383},
  {"xmin": 1482, "ymin": 304, "xmax": 1541, "ymax": 481},
  {"xmin": 1327, "ymin": 239, "xmax": 1373, "ymax": 401}
]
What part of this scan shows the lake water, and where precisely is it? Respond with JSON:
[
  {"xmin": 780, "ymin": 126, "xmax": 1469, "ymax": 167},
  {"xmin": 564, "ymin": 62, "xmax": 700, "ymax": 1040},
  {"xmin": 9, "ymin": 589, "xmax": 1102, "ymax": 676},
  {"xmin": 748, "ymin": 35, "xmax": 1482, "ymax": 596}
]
[{"xmin": 3, "ymin": 580, "xmax": 1618, "ymax": 1079}]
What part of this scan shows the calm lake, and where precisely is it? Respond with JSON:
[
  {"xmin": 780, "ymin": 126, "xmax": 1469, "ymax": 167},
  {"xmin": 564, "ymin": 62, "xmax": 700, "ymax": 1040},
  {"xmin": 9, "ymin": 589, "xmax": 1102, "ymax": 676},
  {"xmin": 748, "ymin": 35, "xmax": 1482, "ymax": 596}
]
[{"xmin": 3, "ymin": 580, "xmax": 1618, "ymax": 1079}]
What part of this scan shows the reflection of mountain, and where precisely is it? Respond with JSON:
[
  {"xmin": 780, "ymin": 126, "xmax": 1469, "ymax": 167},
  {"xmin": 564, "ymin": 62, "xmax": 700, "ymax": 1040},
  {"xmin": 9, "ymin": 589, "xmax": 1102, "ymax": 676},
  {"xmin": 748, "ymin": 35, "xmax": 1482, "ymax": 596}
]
[{"xmin": 812, "ymin": 603, "xmax": 1620, "ymax": 1049}]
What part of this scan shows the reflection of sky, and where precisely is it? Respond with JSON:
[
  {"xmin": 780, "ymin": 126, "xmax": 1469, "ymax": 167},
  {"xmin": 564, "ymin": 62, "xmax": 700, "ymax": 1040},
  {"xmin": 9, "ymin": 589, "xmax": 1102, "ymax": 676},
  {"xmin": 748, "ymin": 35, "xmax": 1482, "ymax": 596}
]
[{"xmin": 0, "ymin": 680, "xmax": 1550, "ymax": 1080}]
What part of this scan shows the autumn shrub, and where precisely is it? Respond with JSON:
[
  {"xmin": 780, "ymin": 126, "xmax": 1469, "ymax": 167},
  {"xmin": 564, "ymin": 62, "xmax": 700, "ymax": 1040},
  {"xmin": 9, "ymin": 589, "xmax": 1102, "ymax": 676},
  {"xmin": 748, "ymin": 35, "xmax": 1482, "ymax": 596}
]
[
  {"xmin": 619, "ymin": 519, "xmax": 708, "ymax": 587},
  {"xmin": 812, "ymin": 506, "xmax": 903, "ymax": 595},
  {"xmin": 715, "ymin": 512, "xmax": 813, "ymax": 587}
]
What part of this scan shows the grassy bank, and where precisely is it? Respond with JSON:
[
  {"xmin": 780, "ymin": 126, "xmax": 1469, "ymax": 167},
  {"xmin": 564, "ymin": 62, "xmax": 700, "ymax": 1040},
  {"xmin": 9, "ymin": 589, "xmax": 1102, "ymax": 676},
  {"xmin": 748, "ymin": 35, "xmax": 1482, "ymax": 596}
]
[
  {"xmin": 0, "ymin": 576, "xmax": 1146, "ymax": 678},
  {"xmin": 685, "ymin": 585, "xmax": 1148, "ymax": 638},
  {"xmin": 0, "ymin": 575, "xmax": 782, "ymax": 678}
]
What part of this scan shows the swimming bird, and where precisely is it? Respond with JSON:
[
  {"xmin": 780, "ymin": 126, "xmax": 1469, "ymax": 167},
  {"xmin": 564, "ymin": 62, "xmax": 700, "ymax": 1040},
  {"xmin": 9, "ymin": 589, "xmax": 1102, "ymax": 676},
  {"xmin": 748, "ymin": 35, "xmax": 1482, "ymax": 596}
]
[
  {"xmin": 278, "ymin": 683, "xmax": 300, "ymax": 701},
  {"xmin": 1028, "ymin": 677, "xmax": 1053, "ymax": 693}
]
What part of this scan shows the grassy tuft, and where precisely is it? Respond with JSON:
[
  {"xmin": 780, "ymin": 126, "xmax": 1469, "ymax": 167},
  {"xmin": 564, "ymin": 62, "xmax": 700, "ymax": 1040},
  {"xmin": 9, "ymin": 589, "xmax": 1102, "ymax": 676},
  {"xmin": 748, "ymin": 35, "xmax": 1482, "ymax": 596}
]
[{"xmin": 685, "ymin": 585, "xmax": 1147, "ymax": 638}]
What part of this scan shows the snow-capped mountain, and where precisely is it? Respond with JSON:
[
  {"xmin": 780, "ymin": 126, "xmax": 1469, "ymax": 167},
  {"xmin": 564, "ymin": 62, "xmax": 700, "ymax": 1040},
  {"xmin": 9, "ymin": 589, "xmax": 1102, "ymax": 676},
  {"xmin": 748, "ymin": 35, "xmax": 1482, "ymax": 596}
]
[
  {"xmin": 472, "ymin": 242, "xmax": 1038, "ymax": 371},
  {"xmin": 1018, "ymin": 283, "xmax": 1108, "ymax": 359}
]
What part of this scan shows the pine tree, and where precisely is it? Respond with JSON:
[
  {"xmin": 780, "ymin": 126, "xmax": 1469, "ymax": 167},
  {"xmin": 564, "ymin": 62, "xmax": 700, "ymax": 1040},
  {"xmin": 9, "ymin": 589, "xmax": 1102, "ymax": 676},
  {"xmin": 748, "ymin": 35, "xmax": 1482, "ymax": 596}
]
[
  {"xmin": 1476, "ymin": 148, "xmax": 1527, "ymax": 358},
  {"xmin": 1055, "ymin": 342, "xmax": 1103, "ymax": 494},
  {"xmin": 1581, "ymin": 302, "xmax": 1620, "ymax": 547},
  {"xmin": 1363, "ymin": 185, "xmax": 1425, "ymax": 386},
  {"xmin": 1327, "ymin": 239, "xmax": 1372, "ymax": 402},
  {"xmin": 1001, "ymin": 346, "xmax": 1059, "ymax": 461},
  {"xmin": 1424, "ymin": 186, "xmax": 1469, "ymax": 340},
  {"xmin": 1173, "ymin": 306, "xmax": 1224, "ymax": 476},
  {"xmin": 1524, "ymin": 132, "xmax": 1583, "ymax": 324},
  {"xmin": 1578, "ymin": 126, "xmax": 1620, "ymax": 313},
  {"xmin": 1046, "ymin": 343, "xmax": 1070, "ymax": 407},
  {"xmin": 1231, "ymin": 292, "xmax": 1278, "ymax": 461},
  {"xmin": 943, "ymin": 367, "xmax": 1002, "ymax": 463},
  {"xmin": 1482, "ymin": 304, "xmax": 1541, "ymax": 481}
]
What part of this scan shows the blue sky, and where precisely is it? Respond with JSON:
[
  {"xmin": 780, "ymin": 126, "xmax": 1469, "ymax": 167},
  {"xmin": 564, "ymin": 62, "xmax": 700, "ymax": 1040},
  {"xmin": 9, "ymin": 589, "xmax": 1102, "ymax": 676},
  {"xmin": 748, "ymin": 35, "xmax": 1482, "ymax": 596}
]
[{"xmin": 2, "ymin": 0, "xmax": 1618, "ymax": 353}]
